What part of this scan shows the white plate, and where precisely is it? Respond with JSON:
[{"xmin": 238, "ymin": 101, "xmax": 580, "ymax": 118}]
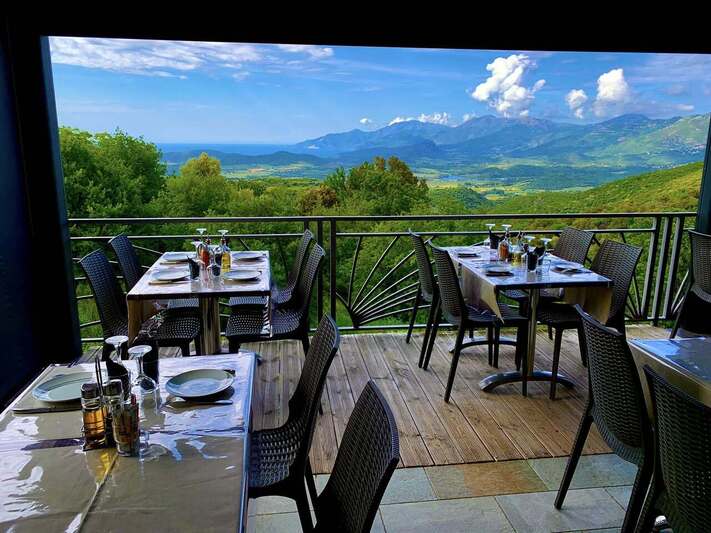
[
  {"xmin": 152, "ymin": 270, "xmax": 189, "ymax": 282},
  {"xmin": 165, "ymin": 369, "xmax": 235, "ymax": 399},
  {"xmin": 485, "ymin": 266, "xmax": 513, "ymax": 276},
  {"xmin": 32, "ymin": 372, "xmax": 95, "ymax": 403},
  {"xmin": 222, "ymin": 270, "xmax": 261, "ymax": 282},
  {"xmin": 162, "ymin": 252, "xmax": 191, "ymax": 263},
  {"xmin": 233, "ymin": 251, "xmax": 263, "ymax": 261}
]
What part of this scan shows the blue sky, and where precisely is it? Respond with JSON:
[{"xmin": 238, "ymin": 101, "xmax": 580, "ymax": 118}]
[{"xmin": 49, "ymin": 38, "xmax": 711, "ymax": 144}]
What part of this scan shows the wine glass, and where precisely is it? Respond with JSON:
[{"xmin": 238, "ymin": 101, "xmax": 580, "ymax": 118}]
[
  {"xmin": 501, "ymin": 223, "xmax": 512, "ymax": 235},
  {"xmin": 128, "ymin": 345, "xmax": 158, "ymax": 397},
  {"xmin": 106, "ymin": 335, "xmax": 129, "ymax": 363},
  {"xmin": 540, "ymin": 237, "xmax": 553, "ymax": 273}
]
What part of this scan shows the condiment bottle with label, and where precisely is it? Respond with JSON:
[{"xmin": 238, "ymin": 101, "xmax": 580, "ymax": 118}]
[{"xmin": 81, "ymin": 382, "xmax": 106, "ymax": 450}]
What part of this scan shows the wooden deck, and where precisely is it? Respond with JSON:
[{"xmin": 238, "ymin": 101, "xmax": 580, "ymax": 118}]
[{"xmin": 85, "ymin": 324, "xmax": 669, "ymax": 474}]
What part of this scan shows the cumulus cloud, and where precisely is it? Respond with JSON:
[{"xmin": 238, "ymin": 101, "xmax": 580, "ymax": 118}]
[
  {"xmin": 49, "ymin": 37, "xmax": 334, "ymax": 78},
  {"xmin": 388, "ymin": 112, "xmax": 451, "ymax": 126},
  {"xmin": 471, "ymin": 54, "xmax": 545, "ymax": 117},
  {"xmin": 565, "ymin": 89, "xmax": 588, "ymax": 119},
  {"xmin": 676, "ymin": 103, "xmax": 695, "ymax": 112},
  {"xmin": 462, "ymin": 112, "xmax": 476, "ymax": 123},
  {"xmin": 359, "ymin": 117, "xmax": 373, "ymax": 125},
  {"xmin": 593, "ymin": 68, "xmax": 631, "ymax": 117}
]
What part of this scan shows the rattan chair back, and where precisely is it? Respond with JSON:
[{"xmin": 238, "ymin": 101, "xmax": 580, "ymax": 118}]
[
  {"xmin": 109, "ymin": 234, "xmax": 143, "ymax": 290},
  {"xmin": 430, "ymin": 245, "xmax": 466, "ymax": 325},
  {"xmin": 554, "ymin": 227, "xmax": 594, "ymax": 265},
  {"xmin": 79, "ymin": 250, "xmax": 128, "ymax": 338},
  {"xmin": 409, "ymin": 230, "xmax": 437, "ymax": 302}
]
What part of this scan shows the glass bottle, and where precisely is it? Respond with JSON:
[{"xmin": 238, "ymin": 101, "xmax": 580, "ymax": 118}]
[
  {"xmin": 103, "ymin": 379, "xmax": 124, "ymax": 447},
  {"xmin": 201, "ymin": 236, "xmax": 212, "ymax": 267},
  {"xmin": 81, "ymin": 382, "xmax": 106, "ymax": 450},
  {"xmin": 219, "ymin": 230, "xmax": 231, "ymax": 272},
  {"xmin": 498, "ymin": 227, "xmax": 510, "ymax": 262}
]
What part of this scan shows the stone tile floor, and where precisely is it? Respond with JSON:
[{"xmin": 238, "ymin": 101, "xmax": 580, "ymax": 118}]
[{"xmin": 247, "ymin": 453, "xmax": 637, "ymax": 533}]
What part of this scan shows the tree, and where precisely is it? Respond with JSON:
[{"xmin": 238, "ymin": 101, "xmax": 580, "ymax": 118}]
[
  {"xmin": 60, "ymin": 127, "xmax": 166, "ymax": 218},
  {"xmin": 323, "ymin": 156, "xmax": 429, "ymax": 215},
  {"xmin": 155, "ymin": 153, "xmax": 231, "ymax": 216}
]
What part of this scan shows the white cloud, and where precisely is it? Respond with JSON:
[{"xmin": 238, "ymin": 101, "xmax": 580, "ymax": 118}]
[
  {"xmin": 565, "ymin": 89, "xmax": 588, "ymax": 119},
  {"xmin": 388, "ymin": 112, "xmax": 451, "ymax": 126},
  {"xmin": 417, "ymin": 112, "xmax": 450, "ymax": 125},
  {"xmin": 231, "ymin": 71, "xmax": 250, "ymax": 81},
  {"xmin": 462, "ymin": 112, "xmax": 476, "ymax": 123},
  {"xmin": 471, "ymin": 54, "xmax": 545, "ymax": 117},
  {"xmin": 359, "ymin": 117, "xmax": 373, "ymax": 125},
  {"xmin": 676, "ymin": 103, "xmax": 695, "ymax": 112},
  {"xmin": 593, "ymin": 68, "xmax": 631, "ymax": 117},
  {"xmin": 275, "ymin": 44, "xmax": 334, "ymax": 59},
  {"xmin": 49, "ymin": 37, "xmax": 334, "ymax": 79}
]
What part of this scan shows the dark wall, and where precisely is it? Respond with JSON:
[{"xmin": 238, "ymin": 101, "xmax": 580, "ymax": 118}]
[
  {"xmin": 0, "ymin": 26, "xmax": 80, "ymax": 406},
  {"xmin": 697, "ymin": 119, "xmax": 711, "ymax": 234}
]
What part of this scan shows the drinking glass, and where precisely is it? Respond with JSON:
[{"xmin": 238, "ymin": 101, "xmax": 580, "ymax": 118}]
[
  {"xmin": 106, "ymin": 335, "xmax": 129, "ymax": 363},
  {"xmin": 540, "ymin": 237, "xmax": 553, "ymax": 272},
  {"xmin": 128, "ymin": 345, "xmax": 158, "ymax": 397},
  {"xmin": 501, "ymin": 223, "xmax": 512, "ymax": 234},
  {"xmin": 105, "ymin": 335, "xmax": 131, "ymax": 398}
]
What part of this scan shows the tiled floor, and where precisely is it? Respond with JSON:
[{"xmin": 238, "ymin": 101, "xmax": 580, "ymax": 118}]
[{"xmin": 248, "ymin": 453, "xmax": 636, "ymax": 532}]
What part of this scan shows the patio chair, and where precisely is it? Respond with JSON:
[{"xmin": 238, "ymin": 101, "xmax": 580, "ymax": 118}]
[
  {"xmin": 637, "ymin": 366, "xmax": 711, "ymax": 533},
  {"xmin": 312, "ymin": 380, "xmax": 399, "ymax": 533},
  {"xmin": 109, "ymin": 233, "xmax": 199, "ymax": 316},
  {"xmin": 229, "ymin": 229, "xmax": 314, "ymax": 310},
  {"xmin": 670, "ymin": 229, "xmax": 711, "ymax": 338},
  {"xmin": 225, "ymin": 243, "xmax": 324, "ymax": 356},
  {"xmin": 539, "ymin": 239, "xmax": 642, "ymax": 399},
  {"xmin": 554, "ymin": 306, "xmax": 652, "ymax": 533},
  {"xmin": 425, "ymin": 245, "xmax": 528, "ymax": 402},
  {"xmin": 502, "ymin": 226, "xmax": 594, "ymax": 318},
  {"xmin": 79, "ymin": 250, "xmax": 201, "ymax": 358},
  {"xmin": 248, "ymin": 315, "xmax": 340, "ymax": 532}
]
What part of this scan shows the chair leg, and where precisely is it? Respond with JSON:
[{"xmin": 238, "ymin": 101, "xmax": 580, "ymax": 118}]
[
  {"xmin": 669, "ymin": 289, "xmax": 689, "ymax": 339},
  {"xmin": 228, "ymin": 337, "xmax": 240, "ymax": 353},
  {"xmin": 577, "ymin": 325, "xmax": 588, "ymax": 367},
  {"xmin": 487, "ymin": 326, "xmax": 493, "ymax": 366},
  {"xmin": 194, "ymin": 338, "xmax": 203, "ymax": 356},
  {"xmin": 301, "ymin": 334, "xmax": 310, "ymax": 358},
  {"xmin": 405, "ymin": 290, "xmax": 421, "ymax": 344},
  {"xmin": 555, "ymin": 400, "xmax": 593, "ymax": 509},
  {"xmin": 636, "ymin": 477, "xmax": 661, "ymax": 533},
  {"xmin": 305, "ymin": 457, "xmax": 319, "ymax": 512},
  {"xmin": 422, "ymin": 302, "xmax": 441, "ymax": 370},
  {"xmin": 444, "ymin": 324, "xmax": 466, "ymax": 402},
  {"xmin": 550, "ymin": 328, "xmax": 563, "ymax": 400},
  {"xmin": 418, "ymin": 299, "xmax": 437, "ymax": 368},
  {"xmin": 621, "ymin": 459, "xmax": 653, "ymax": 533},
  {"xmin": 294, "ymin": 481, "xmax": 314, "ymax": 532},
  {"xmin": 548, "ymin": 325, "xmax": 553, "ymax": 340},
  {"xmin": 493, "ymin": 326, "xmax": 501, "ymax": 368}
]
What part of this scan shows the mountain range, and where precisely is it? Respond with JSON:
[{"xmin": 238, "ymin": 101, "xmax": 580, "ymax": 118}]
[{"xmin": 161, "ymin": 113, "xmax": 710, "ymax": 188}]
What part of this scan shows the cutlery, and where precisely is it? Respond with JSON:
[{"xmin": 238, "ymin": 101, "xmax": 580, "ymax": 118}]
[
  {"xmin": 166, "ymin": 399, "xmax": 233, "ymax": 407},
  {"xmin": 13, "ymin": 405, "xmax": 82, "ymax": 414}
]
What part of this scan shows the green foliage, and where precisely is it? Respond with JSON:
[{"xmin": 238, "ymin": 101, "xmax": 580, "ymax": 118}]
[{"xmin": 61, "ymin": 127, "xmax": 166, "ymax": 218}]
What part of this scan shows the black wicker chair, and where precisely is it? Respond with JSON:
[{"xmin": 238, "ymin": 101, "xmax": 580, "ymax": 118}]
[
  {"xmin": 555, "ymin": 306, "xmax": 653, "ymax": 533},
  {"xmin": 406, "ymin": 231, "xmax": 445, "ymax": 367},
  {"xmin": 671, "ymin": 229, "xmax": 711, "ymax": 338},
  {"xmin": 79, "ymin": 250, "xmax": 201, "ymax": 358},
  {"xmin": 637, "ymin": 366, "xmax": 711, "ymax": 533},
  {"xmin": 248, "ymin": 315, "xmax": 340, "ymax": 532},
  {"xmin": 229, "ymin": 229, "xmax": 314, "ymax": 310},
  {"xmin": 226, "ymin": 243, "xmax": 324, "ymax": 356},
  {"xmin": 502, "ymin": 227, "xmax": 594, "ymax": 313},
  {"xmin": 540, "ymin": 239, "xmax": 642, "ymax": 399},
  {"xmin": 313, "ymin": 380, "xmax": 399, "ymax": 533},
  {"xmin": 108, "ymin": 234, "xmax": 200, "ymax": 316},
  {"xmin": 424, "ymin": 245, "xmax": 528, "ymax": 402}
]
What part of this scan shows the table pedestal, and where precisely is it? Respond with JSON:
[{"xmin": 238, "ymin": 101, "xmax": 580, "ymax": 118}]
[
  {"xmin": 477, "ymin": 288, "xmax": 575, "ymax": 396},
  {"xmin": 199, "ymin": 297, "xmax": 222, "ymax": 355}
]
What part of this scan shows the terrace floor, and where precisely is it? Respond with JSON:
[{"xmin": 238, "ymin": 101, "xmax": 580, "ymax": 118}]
[{"xmin": 85, "ymin": 323, "xmax": 669, "ymax": 474}]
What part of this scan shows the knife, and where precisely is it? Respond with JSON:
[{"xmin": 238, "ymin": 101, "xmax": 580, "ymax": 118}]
[{"xmin": 13, "ymin": 405, "xmax": 82, "ymax": 414}]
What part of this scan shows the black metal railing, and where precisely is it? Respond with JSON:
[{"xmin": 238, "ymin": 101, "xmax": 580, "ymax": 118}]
[{"xmin": 70, "ymin": 211, "xmax": 695, "ymax": 343}]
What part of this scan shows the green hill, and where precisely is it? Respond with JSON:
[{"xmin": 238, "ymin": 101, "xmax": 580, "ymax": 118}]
[{"xmin": 479, "ymin": 161, "xmax": 703, "ymax": 219}]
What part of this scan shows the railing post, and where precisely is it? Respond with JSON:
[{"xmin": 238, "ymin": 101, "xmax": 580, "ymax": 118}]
[
  {"xmin": 663, "ymin": 216, "xmax": 685, "ymax": 320},
  {"xmin": 316, "ymin": 220, "xmax": 324, "ymax": 319},
  {"xmin": 651, "ymin": 216, "xmax": 671, "ymax": 325},
  {"xmin": 329, "ymin": 219, "xmax": 337, "ymax": 319},
  {"xmin": 641, "ymin": 216, "xmax": 660, "ymax": 320}
]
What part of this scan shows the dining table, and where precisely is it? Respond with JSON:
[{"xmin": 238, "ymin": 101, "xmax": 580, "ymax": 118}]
[
  {"xmin": 0, "ymin": 352, "xmax": 256, "ymax": 532},
  {"xmin": 127, "ymin": 250, "xmax": 272, "ymax": 355},
  {"xmin": 448, "ymin": 245, "xmax": 613, "ymax": 395},
  {"xmin": 629, "ymin": 335, "xmax": 711, "ymax": 411}
]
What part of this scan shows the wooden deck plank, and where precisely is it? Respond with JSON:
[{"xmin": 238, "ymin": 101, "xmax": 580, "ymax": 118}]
[
  {"xmin": 259, "ymin": 340, "xmax": 280, "ymax": 430},
  {"xmin": 325, "ymin": 349, "xmax": 357, "ymax": 446},
  {"xmin": 389, "ymin": 335, "xmax": 494, "ymax": 463},
  {"xmin": 409, "ymin": 334, "xmax": 525, "ymax": 461},
  {"xmin": 376, "ymin": 334, "xmax": 463, "ymax": 465}
]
